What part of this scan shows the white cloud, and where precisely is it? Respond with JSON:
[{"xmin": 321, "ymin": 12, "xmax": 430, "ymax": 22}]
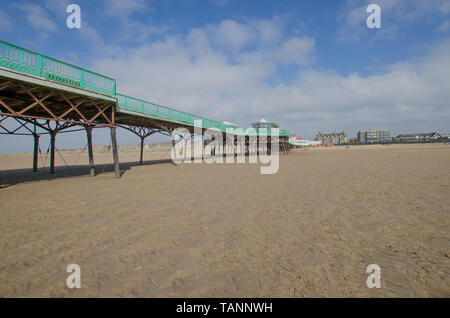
[
  {"xmin": 100, "ymin": 0, "xmax": 167, "ymax": 44},
  {"xmin": 88, "ymin": 17, "xmax": 450, "ymax": 138},
  {"xmin": 45, "ymin": 0, "xmax": 70, "ymax": 13},
  {"xmin": 275, "ymin": 36, "xmax": 315, "ymax": 66},
  {"xmin": 337, "ymin": 0, "xmax": 450, "ymax": 43},
  {"xmin": 18, "ymin": 3, "xmax": 57, "ymax": 31},
  {"xmin": 250, "ymin": 17, "xmax": 284, "ymax": 44},
  {"xmin": 77, "ymin": 20, "xmax": 103, "ymax": 44},
  {"xmin": 183, "ymin": 18, "xmax": 314, "ymax": 66},
  {"xmin": 210, "ymin": 20, "xmax": 255, "ymax": 49},
  {"xmin": 104, "ymin": 0, "xmax": 150, "ymax": 19},
  {"xmin": 436, "ymin": 20, "xmax": 450, "ymax": 33}
]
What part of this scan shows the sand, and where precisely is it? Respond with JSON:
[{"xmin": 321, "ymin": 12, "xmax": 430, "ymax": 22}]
[{"xmin": 0, "ymin": 143, "xmax": 449, "ymax": 297}]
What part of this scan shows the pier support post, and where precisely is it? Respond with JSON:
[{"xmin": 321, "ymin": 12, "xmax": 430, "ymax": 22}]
[
  {"xmin": 110, "ymin": 126, "xmax": 121, "ymax": 178},
  {"xmin": 50, "ymin": 131, "xmax": 56, "ymax": 174},
  {"xmin": 33, "ymin": 133, "xmax": 40, "ymax": 172},
  {"xmin": 85, "ymin": 125, "xmax": 95, "ymax": 177},
  {"xmin": 140, "ymin": 136, "xmax": 145, "ymax": 165},
  {"xmin": 171, "ymin": 133, "xmax": 179, "ymax": 165},
  {"xmin": 223, "ymin": 136, "xmax": 226, "ymax": 158}
]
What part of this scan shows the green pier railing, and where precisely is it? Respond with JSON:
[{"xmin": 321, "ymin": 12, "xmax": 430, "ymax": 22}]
[
  {"xmin": 0, "ymin": 40, "xmax": 116, "ymax": 97},
  {"xmin": 117, "ymin": 93, "xmax": 237, "ymax": 132},
  {"xmin": 117, "ymin": 93, "xmax": 291, "ymax": 137},
  {"xmin": 0, "ymin": 40, "xmax": 290, "ymax": 137}
]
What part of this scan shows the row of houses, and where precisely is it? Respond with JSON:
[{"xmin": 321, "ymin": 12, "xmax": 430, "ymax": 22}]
[
  {"xmin": 314, "ymin": 132, "xmax": 348, "ymax": 145},
  {"xmin": 393, "ymin": 132, "xmax": 449, "ymax": 142},
  {"xmin": 351, "ymin": 130, "xmax": 449, "ymax": 144}
]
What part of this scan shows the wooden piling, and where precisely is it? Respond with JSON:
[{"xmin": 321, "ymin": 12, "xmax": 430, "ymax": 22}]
[
  {"xmin": 140, "ymin": 136, "xmax": 145, "ymax": 165},
  {"xmin": 85, "ymin": 126, "xmax": 95, "ymax": 177},
  {"xmin": 110, "ymin": 126, "xmax": 120, "ymax": 178},
  {"xmin": 33, "ymin": 133, "xmax": 39, "ymax": 172},
  {"xmin": 50, "ymin": 131, "xmax": 56, "ymax": 174}
]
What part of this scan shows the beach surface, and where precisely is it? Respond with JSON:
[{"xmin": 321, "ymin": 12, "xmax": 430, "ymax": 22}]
[{"xmin": 0, "ymin": 143, "xmax": 449, "ymax": 297}]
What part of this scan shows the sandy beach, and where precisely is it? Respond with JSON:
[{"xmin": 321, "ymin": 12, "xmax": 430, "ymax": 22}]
[{"xmin": 0, "ymin": 143, "xmax": 449, "ymax": 297}]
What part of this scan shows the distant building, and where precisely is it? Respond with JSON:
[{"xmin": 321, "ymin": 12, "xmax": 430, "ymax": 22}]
[
  {"xmin": 251, "ymin": 118, "xmax": 279, "ymax": 129},
  {"xmin": 289, "ymin": 134, "xmax": 321, "ymax": 147},
  {"xmin": 357, "ymin": 129, "xmax": 391, "ymax": 143},
  {"xmin": 315, "ymin": 132, "xmax": 348, "ymax": 145},
  {"xmin": 394, "ymin": 132, "xmax": 440, "ymax": 142}
]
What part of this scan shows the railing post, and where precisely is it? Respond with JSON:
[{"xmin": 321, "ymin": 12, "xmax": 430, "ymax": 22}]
[
  {"xmin": 80, "ymin": 69, "xmax": 85, "ymax": 89},
  {"xmin": 37, "ymin": 54, "xmax": 43, "ymax": 77}
]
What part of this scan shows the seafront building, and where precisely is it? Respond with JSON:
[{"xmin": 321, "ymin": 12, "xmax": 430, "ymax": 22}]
[
  {"xmin": 394, "ymin": 132, "xmax": 441, "ymax": 142},
  {"xmin": 314, "ymin": 132, "xmax": 348, "ymax": 145},
  {"xmin": 289, "ymin": 134, "xmax": 322, "ymax": 147},
  {"xmin": 251, "ymin": 119, "xmax": 279, "ymax": 129},
  {"xmin": 356, "ymin": 129, "xmax": 391, "ymax": 143}
]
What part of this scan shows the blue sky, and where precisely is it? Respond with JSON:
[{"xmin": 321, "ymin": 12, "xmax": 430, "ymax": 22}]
[{"xmin": 1, "ymin": 0, "xmax": 450, "ymax": 153}]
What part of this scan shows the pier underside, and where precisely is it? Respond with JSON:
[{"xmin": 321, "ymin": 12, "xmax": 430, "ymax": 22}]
[
  {"xmin": 0, "ymin": 72, "xmax": 120, "ymax": 181},
  {"xmin": 0, "ymin": 75, "xmax": 115, "ymax": 127},
  {"xmin": 0, "ymin": 40, "xmax": 291, "ymax": 187}
]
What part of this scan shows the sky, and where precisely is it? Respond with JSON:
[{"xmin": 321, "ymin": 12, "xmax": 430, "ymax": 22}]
[{"xmin": 1, "ymin": 0, "xmax": 450, "ymax": 153}]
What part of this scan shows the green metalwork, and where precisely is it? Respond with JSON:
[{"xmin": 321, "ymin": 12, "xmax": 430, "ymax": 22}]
[
  {"xmin": 116, "ymin": 93, "xmax": 290, "ymax": 137},
  {"xmin": 0, "ymin": 40, "xmax": 116, "ymax": 96},
  {"xmin": 251, "ymin": 128, "xmax": 290, "ymax": 138},
  {"xmin": 117, "ymin": 93, "xmax": 236, "ymax": 132},
  {"xmin": 0, "ymin": 40, "xmax": 290, "ymax": 137}
]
